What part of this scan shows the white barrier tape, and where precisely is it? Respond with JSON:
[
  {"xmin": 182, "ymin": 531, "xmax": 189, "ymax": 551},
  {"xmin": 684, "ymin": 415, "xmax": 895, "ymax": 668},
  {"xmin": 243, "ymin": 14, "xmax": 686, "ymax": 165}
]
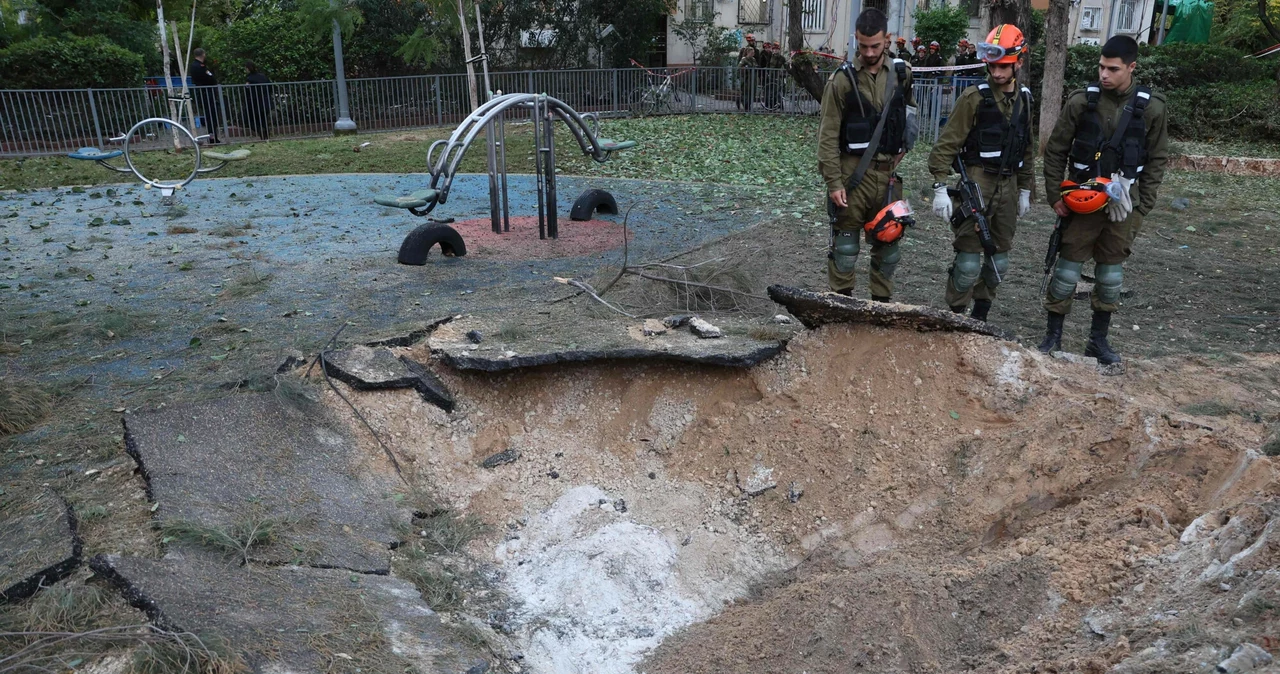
[{"xmin": 910, "ymin": 63, "xmax": 987, "ymax": 73}]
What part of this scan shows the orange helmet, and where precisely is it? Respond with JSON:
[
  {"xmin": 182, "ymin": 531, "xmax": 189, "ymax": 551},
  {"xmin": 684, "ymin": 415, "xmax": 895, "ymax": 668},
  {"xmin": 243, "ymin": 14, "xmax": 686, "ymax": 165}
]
[
  {"xmin": 896, "ymin": 37, "xmax": 906, "ymax": 45},
  {"xmin": 865, "ymin": 200, "xmax": 914, "ymax": 244},
  {"xmin": 1060, "ymin": 178, "xmax": 1111, "ymax": 214},
  {"xmin": 912, "ymin": 37, "xmax": 922, "ymax": 46},
  {"xmin": 978, "ymin": 24, "xmax": 1026, "ymax": 64}
]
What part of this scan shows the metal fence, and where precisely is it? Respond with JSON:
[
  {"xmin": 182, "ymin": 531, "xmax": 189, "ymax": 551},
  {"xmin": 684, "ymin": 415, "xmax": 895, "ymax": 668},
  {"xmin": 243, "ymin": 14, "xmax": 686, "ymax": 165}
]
[{"xmin": 0, "ymin": 67, "xmax": 985, "ymax": 157}]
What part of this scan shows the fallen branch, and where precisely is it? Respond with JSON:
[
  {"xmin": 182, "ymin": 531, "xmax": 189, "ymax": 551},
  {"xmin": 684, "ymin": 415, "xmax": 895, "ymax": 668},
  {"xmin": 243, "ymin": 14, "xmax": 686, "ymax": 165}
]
[
  {"xmin": 1155, "ymin": 228, "xmax": 1174, "ymax": 241},
  {"xmin": 623, "ymin": 270, "xmax": 767, "ymax": 300},
  {"xmin": 553, "ymin": 277, "xmax": 637, "ymax": 318}
]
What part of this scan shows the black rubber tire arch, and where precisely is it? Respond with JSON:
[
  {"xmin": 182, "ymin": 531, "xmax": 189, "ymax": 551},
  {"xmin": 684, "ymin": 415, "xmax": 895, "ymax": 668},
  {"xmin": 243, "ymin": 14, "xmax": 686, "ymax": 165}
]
[
  {"xmin": 397, "ymin": 224, "xmax": 467, "ymax": 265},
  {"xmin": 570, "ymin": 188, "xmax": 619, "ymax": 221}
]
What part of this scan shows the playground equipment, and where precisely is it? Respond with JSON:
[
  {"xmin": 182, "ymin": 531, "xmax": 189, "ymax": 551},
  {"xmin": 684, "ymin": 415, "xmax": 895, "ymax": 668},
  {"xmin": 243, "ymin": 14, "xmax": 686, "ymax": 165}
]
[
  {"xmin": 67, "ymin": 117, "xmax": 250, "ymax": 204},
  {"xmin": 373, "ymin": 92, "xmax": 636, "ymax": 241}
]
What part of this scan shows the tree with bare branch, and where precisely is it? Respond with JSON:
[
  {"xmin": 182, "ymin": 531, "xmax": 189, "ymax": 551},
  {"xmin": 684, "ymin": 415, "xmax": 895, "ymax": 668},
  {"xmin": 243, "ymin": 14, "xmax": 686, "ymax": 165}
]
[{"xmin": 1037, "ymin": 0, "xmax": 1071, "ymax": 156}]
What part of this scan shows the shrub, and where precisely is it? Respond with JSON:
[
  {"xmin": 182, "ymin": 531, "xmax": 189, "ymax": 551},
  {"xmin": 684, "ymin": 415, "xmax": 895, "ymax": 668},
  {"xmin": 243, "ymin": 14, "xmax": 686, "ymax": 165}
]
[
  {"xmin": 913, "ymin": 5, "xmax": 970, "ymax": 52},
  {"xmin": 0, "ymin": 35, "xmax": 144, "ymax": 89},
  {"xmin": 1166, "ymin": 81, "xmax": 1280, "ymax": 143},
  {"xmin": 1135, "ymin": 43, "xmax": 1270, "ymax": 89},
  {"xmin": 202, "ymin": 10, "xmax": 333, "ymax": 84}
]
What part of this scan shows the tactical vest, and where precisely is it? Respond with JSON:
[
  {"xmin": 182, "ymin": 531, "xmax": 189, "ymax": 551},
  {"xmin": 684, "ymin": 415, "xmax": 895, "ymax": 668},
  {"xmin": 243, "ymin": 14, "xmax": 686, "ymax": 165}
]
[
  {"xmin": 961, "ymin": 82, "xmax": 1032, "ymax": 176},
  {"xmin": 1068, "ymin": 82, "xmax": 1151, "ymax": 182},
  {"xmin": 838, "ymin": 59, "xmax": 908, "ymax": 157}
]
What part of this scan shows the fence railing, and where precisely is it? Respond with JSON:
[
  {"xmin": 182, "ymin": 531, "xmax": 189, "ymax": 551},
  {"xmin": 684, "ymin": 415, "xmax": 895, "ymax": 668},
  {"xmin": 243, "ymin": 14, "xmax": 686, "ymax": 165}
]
[{"xmin": 0, "ymin": 67, "xmax": 985, "ymax": 157}]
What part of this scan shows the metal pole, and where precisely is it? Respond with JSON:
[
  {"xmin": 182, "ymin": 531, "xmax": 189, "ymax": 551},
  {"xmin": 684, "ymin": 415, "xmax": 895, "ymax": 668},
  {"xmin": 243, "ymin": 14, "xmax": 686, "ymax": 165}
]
[
  {"xmin": 333, "ymin": 19, "xmax": 357, "ymax": 135},
  {"xmin": 534, "ymin": 96, "xmax": 546, "ymax": 240},
  {"xmin": 217, "ymin": 83, "xmax": 231, "ymax": 142},
  {"xmin": 545, "ymin": 106, "xmax": 557, "ymax": 239},
  {"xmin": 87, "ymin": 89, "xmax": 104, "ymax": 148},
  {"xmin": 499, "ymin": 111, "xmax": 510, "ymax": 232},
  {"xmin": 1157, "ymin": 0, "xmax": 1171, "ymax": 43},
  {"xmin": 845, "ymin": 0, "xmax": 865, "ymax": 60}
]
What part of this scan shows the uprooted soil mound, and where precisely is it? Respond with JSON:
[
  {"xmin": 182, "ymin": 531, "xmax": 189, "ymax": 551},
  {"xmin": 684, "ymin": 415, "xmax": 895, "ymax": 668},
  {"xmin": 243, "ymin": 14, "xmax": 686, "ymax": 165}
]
[{"xmin": 322, "ymin": 324, "xmax": 1280, "ymax": 674}]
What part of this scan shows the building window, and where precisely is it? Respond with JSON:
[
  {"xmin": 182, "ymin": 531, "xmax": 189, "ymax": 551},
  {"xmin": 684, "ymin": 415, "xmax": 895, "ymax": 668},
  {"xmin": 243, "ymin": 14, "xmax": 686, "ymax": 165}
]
[
  {"xmin": 1079, "ymin": 6, "xmax": 1101, "ymax": 31},
  {"xmin": 685, "ymin": 0, "xmax": 713, "ymax": 23},
  {"xmin": 738, "ymin": 0, "xmax": 770, "ymax": 24},
  {"xmin": 1115, "ymin": 0, "xmax": 1138, "ymax": 32},
  {"xmin": 801, "ymin": 0, "xmax": 826, "ymax": 32}
]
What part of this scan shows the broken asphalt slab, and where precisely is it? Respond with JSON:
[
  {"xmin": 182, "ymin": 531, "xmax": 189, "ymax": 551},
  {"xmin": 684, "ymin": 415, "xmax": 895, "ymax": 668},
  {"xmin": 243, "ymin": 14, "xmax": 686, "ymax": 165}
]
[
  {"xmin": 428, "ymin": 316, "xmax": 784, "ymax": 372},
  {"xmin": 322, "ymin": 345, "xmax": 455, "ymax": 412},
  {"xmin": 0, "ymin": 488, "xmax": 81, "ymax": 602},
  {"xmin": 90, "ymin": 553, "xmax": 484, "ymax": 673},
  {"xmin": 123, "ymin": 393, "xmax": 409, "ymax": 573},
  {"xmin": 767, "ymin": 285, "xmax": 1013, "ymax": 341}
]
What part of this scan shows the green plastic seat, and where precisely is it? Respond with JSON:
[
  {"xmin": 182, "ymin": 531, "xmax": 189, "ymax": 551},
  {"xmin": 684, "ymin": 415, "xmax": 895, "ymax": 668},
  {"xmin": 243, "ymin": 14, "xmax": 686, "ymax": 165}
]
[
  {"xmin": 203, "ymin": 148, "xmax": 251, "ymax": 162},
  {"xmin": 68, "ymin": 147, "xmax": 123, "ymax": 161},
  {"xmin": 373, "ymin": 189, "xmax": 439, "ymax": 209},
  {"xmin": 596, "ymin": 138, "xmax": 637, "ymax": 152}
]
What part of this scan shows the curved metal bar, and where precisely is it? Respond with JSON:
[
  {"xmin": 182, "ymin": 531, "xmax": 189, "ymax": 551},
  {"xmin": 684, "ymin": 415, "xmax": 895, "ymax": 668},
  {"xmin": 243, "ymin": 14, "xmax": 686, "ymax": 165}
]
[
  {"xmin": 94, "ymin": 159, "xmax": 135, "ymax": 174},
  {"xmin": 119, "ymin": 117, "xmax": 202, "ymax": 190},
  {"xmin": 425, "ymin": 93, "xmax": 625, "ymax": 207}
]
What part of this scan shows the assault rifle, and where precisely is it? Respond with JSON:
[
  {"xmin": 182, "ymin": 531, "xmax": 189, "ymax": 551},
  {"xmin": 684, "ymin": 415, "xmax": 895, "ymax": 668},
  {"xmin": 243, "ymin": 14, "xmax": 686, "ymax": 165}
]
[
  {"xmin": 1041, "ymin": 215, "xmax": 1071, "ymax": 295},
  {"xmin": 947, "ymin": 157, "xmax": 1000, "ymax": 283}
]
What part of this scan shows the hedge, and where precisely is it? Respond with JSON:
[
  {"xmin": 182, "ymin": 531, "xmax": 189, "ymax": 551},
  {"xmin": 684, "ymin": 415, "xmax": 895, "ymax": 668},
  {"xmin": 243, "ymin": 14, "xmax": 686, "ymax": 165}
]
[
  {"xmin": 0, "ymin": 35, "xmax": 145, "ymax": 89},
  {"xmin": 202, "ymin": 11, "xmax": 334, "ymax": 84},
  {"xmin": 1025, "ymin": 42, "xmax": 1279, "ymax": 142}
]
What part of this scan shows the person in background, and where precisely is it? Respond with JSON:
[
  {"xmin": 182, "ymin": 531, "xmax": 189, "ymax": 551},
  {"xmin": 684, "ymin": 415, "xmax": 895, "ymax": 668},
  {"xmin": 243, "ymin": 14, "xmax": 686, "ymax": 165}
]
[
  {"xmin": 191, "ymin": 48, "xmax": 221, "ymax": 144},
  {"xmin": 241, "ymin": 61, "xmax": 274, "ymax": 141}
]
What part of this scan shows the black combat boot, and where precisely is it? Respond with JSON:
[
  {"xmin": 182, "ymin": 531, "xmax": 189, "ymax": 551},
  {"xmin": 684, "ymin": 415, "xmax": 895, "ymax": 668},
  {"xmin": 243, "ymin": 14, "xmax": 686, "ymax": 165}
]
[
  {"xmin": 871, "ymin": 295, "xmax": 891, "ymax": 302},
  {"xmin": 970, "ymin": 299, "xmax": 992, "ymax": 322},
  {"xmin": 950, "ymin": 305, "xmax": 967, "ymax": 314},
  {"xmin": 1038, "ymin": 312, "xmax": 1064, "ymax": 353},
  {"xmin": 1084, "ymin": 310, "xmax": 1121, "ymax": 365}
]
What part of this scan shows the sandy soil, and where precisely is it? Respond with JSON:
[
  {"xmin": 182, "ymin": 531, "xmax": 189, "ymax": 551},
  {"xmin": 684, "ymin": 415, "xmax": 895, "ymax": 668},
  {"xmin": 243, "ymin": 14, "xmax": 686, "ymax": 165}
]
[{"xmin": 317, "ymin": 322, "xmax": 1280, "ymax": 674}]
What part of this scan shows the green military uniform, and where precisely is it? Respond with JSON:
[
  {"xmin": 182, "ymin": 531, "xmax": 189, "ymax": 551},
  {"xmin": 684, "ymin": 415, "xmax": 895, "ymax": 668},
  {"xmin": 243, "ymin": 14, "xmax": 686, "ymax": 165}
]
[
  {"xmin": 1042, "ymin": 81, "xmax": 1168, "ymax": 314},
  {"xmin": 738, "ymin": 52, "xmax": 757, "ymax": 111},
  {"xmin": 925, "ymin": 51, "xmax": 944, "ymax": 68},
  {"xmin": 928, "ymin": 75, "xmax": 1034, "ymax": 309},
  {"xmin": 911, "ymin": 51, "xmax": 927, "ymax": 68},
  {"xmin": 817, "ymin": 54, "xmax": 914, "ymax": 298}
]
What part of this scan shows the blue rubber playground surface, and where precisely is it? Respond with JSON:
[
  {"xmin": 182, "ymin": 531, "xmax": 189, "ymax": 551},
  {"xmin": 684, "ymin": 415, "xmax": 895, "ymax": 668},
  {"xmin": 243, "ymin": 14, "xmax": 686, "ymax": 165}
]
[{"xmin": 1, "ymin": 172, "xmax": 773, "ymax": 383}]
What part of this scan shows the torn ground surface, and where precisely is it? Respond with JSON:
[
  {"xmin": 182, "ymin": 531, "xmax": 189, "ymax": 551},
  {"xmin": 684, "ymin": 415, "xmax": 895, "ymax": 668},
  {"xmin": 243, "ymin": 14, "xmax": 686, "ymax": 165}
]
[
  {"xmin": 123, "ymin": 393, "xmax": 410, "ymax": 573},
  {"xmin": 314, "ymin": 324, "xmax": 1280, "ymax": 674}
]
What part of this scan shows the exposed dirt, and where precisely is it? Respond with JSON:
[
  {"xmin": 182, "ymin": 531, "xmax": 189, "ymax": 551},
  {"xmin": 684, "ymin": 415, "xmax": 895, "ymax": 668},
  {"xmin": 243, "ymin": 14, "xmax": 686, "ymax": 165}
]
[
  {"xmin": 312, "ymin": 323, "xmax": 1280, "ymax": 674},
  {"xmin": 448, "ymin": 215, "xmax": 632, "ymax": 260}
]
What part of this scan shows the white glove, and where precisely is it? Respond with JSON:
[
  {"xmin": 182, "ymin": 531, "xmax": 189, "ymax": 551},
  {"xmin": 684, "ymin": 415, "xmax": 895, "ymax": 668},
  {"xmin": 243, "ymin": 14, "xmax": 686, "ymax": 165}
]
[
  {"xmin": 1106, "ymin": 172, "xmax": 1134, "ymax": 222},
  {"xmin": 1018, "ymin": 189, "xmax": 1031, "ymax": 218},
  {"xmin": 932, "ymin": 184, "xmax": 952, "ymax": 221}
]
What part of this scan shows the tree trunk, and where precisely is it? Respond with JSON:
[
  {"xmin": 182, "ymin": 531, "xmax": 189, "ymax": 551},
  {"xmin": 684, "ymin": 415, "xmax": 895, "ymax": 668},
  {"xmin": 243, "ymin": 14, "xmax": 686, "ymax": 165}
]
[
  {"xmin": 1037, "ymin": 0, "xmax": 1070, "ymax": 159},
  {"xmin": 786, "ymin": 0, "xmax": 826, "ymax": 101},
  {"xmin": 1260, "ymin": 0, "xmax": 1280, "ymax": 45}
]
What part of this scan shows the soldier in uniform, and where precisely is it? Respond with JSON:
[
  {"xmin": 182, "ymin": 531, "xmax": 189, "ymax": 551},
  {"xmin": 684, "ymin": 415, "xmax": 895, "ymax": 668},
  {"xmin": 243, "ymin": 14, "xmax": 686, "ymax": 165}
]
[
  {"xmin": 894, "ymin": 37, "xmax": 910, "ymax": 60},
  {"xmin": 1039, "ymin": 35, "xmax": 1168, "ymax": 364},
  {"xmin": 912, "ymin": 45, "xmax": 928, "ymax": 68},
  {"xmin": 738, "ymin": 46, "xmax": 757, "ymax": 111},
  {"xmin": 927, "ymin": 24, "xmax": 1034, "ymax": 321},
  {"xmin": 926, "ymin": 41, "xmax": 944, "ymax": 67},
  {"xmin": 817, "ymin": 8, "xmax": 916, "ymax": 300}
]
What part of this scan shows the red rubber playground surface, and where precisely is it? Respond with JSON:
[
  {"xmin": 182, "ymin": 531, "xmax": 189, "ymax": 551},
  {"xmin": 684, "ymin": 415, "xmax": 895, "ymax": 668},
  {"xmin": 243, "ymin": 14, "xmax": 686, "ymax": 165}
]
[{"xmin": 451, "ymin": 215, "xmax": 633, "ymax": 260}]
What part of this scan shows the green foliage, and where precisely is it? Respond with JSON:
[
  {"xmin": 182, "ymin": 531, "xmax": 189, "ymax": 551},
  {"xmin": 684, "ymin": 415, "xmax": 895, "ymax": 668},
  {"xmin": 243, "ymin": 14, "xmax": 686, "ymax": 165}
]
[
  {"xmin": 395, "ymin": 26, "xmax": 443, "ymax": 70},
  {"xmin": 0, "ymin": 34, "xmax": 145, "ymax": 88},
  {"xmin": 297, "ymin": 0, "xmax": 364, "ymax": 42},
  {"xmin": 483, "ymin": 0, "xmax": 674, "ymax": 69},
  {"xmin": 204, "ymin": 10, "xmax": 334, "ymax": 83},
  {"xmin": 912, "ymin": 4, "xmax": 969, "ymax": 50},
  {"xmin": 672, "ymin": 10, "xmax": 740, "ymax": 66},
  {"xmin": 1026, "ymin": 8, "xmax": 1046, "ymax": 46},
  {"xmin": 1167, "ymin": 81, "xmax": 1280, "ymax": 143},
  {"xmin": 1212, "ymin": 0, "xmax": 1280, "ymax": 53}
]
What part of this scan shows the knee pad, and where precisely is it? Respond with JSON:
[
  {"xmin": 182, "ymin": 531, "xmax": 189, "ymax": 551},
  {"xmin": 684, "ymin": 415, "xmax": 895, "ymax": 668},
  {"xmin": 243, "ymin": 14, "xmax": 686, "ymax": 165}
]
[
  {"xmin": 831, "ymin": 231, "xmax": 860, "ymax": 273},
  {"xmin": 1095, "ymin": 263, "xmax": 1124, "ymax": 305},
  {"xmin": 1049, "ymin": 259, "xmax": 1083, "ymax": 301},
  {"xmin": 981, "ymin": 252, "xmax": 1010, "ymax": 288},
  {"xmin": 871, "ymin": 243, "xmax": 902, "ymax": 279},
  {"xmin": 949, "ymin": 251, "xmax": 983, "ymax": 293}
]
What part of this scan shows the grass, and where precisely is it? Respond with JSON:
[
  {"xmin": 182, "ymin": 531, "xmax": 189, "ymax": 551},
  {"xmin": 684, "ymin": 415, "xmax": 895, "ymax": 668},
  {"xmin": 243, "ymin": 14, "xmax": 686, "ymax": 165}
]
[
  {"xmin": 1179, "ymin": 399, "xmax": 1237, "ymax": 417},
  {"xmin": 398, "ymin": 566, "xmax": 465, "ymax": 611},
  {"xmin": 0, "ymin": 380, "xmax": 53, "ymax": 435},
  {"xmin": 7, "ymin": 306, "xmax": 151, "ymax": 344},
  {"xmin": 0, "ymin": 584, "xmax": 124, "ymax": 634},
  {"xmin": 220, "ymin": 268, "xmax": 273, "ymax": 299},
  {"xmin": 166, "ymin": 225, "xmax": 199, "ymax": 235},
  {"xmin": 157, "ymin": 516, "xmax": 284, "ymax": 564},
  {"xmin": 417, "ymin": 510, "xmax": 488, "ymax": 555},
  {"xmin": 1264, "ymin": 433, "xmax": 1280, "ymax": 457},
  {"xmin": 0, "ymin": 116, "xmax": 824, "ymax": 192},
  {"xmin": 494, "ymin": 321, "xmax": 531, "ymax": 341}
]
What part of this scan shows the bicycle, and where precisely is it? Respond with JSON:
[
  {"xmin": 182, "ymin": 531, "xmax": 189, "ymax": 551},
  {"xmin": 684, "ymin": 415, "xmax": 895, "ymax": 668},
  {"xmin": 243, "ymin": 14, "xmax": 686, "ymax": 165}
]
[{"xmin": 627, "ymin": 61, "xmax": 693, "ymax": 117}]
